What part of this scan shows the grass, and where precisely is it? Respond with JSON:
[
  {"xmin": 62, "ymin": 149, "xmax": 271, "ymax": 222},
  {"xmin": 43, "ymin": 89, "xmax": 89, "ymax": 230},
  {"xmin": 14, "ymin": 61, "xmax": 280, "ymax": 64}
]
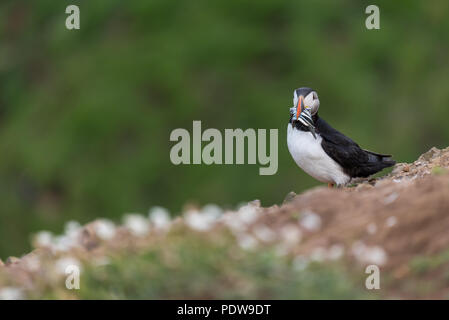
[{"xmin": 36, "ymin": 229, "xmax": 371, "ymax": 299}]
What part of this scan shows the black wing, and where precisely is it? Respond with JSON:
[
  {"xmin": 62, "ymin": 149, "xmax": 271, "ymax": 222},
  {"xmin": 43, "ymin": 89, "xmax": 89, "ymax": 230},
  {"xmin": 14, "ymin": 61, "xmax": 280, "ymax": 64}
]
[{"xmin": 315, "ymin": 116, "xmax": 395, "ymax": 178}]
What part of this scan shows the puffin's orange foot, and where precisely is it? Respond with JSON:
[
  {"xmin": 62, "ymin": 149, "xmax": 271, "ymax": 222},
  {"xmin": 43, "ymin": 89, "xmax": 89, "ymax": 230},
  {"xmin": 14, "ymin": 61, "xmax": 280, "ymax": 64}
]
[{"xmin": 328, "ymin": 183, "xmax": 335, "ymax": 188}]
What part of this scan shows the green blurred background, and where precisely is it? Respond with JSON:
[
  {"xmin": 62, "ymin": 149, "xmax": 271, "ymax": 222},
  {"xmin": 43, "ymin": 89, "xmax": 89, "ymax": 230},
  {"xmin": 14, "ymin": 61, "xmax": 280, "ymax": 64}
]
[{"xmin": 0, "ymin": 0, "xmax": 448, "ymax": 257}]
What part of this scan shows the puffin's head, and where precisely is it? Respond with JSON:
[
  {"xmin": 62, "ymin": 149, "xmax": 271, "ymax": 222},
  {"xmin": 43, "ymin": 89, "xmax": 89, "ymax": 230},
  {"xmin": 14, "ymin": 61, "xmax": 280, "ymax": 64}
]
[
  {"xmin": 289, "ymin": 87, "xmax": 319, "ymax": 138},
  {"xmin": 293, "ymin": 87, "xmax": 320, "ymax": 116}
]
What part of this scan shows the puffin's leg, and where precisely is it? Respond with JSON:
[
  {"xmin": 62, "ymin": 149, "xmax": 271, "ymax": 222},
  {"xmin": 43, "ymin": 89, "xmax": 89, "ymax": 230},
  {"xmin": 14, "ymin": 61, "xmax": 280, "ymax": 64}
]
[{"xmin": 328, "ymin": 183, "xmax": 334, "ymax": 188}]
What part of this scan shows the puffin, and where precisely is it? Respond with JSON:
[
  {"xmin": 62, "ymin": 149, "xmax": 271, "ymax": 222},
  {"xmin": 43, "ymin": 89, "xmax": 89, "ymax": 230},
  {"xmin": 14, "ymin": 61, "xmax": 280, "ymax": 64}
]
[{"xmin": 287, "ymin": 87, "xmax": 395, "ymax": 187}]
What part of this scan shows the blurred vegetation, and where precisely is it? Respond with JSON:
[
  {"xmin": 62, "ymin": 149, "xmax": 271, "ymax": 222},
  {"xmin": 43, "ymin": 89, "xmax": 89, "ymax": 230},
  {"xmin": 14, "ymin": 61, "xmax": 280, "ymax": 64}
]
[
  {"xmin": 0, "ymin": 0, "xmax": 448, "ymax": 257},
  {"xmin": 42, "ymin": 230, "xmax": 370, "ymax": 300}
]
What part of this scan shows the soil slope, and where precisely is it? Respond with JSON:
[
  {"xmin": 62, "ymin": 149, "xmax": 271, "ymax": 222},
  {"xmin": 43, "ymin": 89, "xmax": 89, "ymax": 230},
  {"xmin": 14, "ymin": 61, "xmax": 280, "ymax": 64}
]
[{"xmin": 1, "ymin": 147, "xmax": 449, "ymax": 299}]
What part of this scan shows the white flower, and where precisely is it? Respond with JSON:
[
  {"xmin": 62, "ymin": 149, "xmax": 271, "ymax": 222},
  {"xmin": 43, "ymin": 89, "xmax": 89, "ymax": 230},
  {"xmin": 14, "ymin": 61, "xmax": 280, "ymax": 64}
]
[
  {"xmin": 65, "ymin": 220, "xmax": 82, "ymax": 237},
  {"xmin": 327, "ymin": 244, "xmax": 345, "ymax": 260},
  {"xmin": 236, "ymin": 234, "xmax": 258, "ymax": 250},
  {"xmin": 23, "ymin": 255, "xmax": 41, "ymax": 272},
  {"xmin": 184, "ymin": 210, "xmax": 217, "ymax": 231},
  {"xmin": 274, "ymin": 244, "xmax": 289, "ymax": 257},
  {"xmin": 221, "ymin": 212, "xmax": 246, "ymax": 232},
  {"xmin": 252, "ymin": 224, "xmax": 276, "ymax": 243},
  {"xmin": 93, "ymin": 219, "xmax": 116, "ymax": 240},
  {"xmin": 201, "ymin": 204, "xmax": 223, "ymax": 219},
  {"xmin": 148, "ymin": 207, "xmax": 171, "ymax": 231},
  {"xmin": 363, "ymin": 246, "xmax": 387, "ymax": 265},
  {"xmin": 310, "ymin": 247, "xmax": 327, "ymax": 262},
  {"xmin": 0, "ymin": 287, "xmax": 24, "ymax": 300},
  {"xmin": 351, "ymin": 241, "xmax": 387, "ymax": 266},
  {"xmin": 92, "ymin": 256, "xmax": 111, "ymax": 267},
  {"xmin": 367, "ymin": 223, "xmax": 377, "ymax": 235},
  {"xmin": 280, "ymin": 224, "xmax": 302, "ymax": 246},
  {"xmin": 55, "ymin": 257, "xmax": 82, "ymax": 275},
  {"xmin": 236, "ymin": 204, "xmax": 258, "ymax": 224},
  {"xmin": 299, "ymin": 210, "xmax": 322, "ymax": 231},
  {"xmin": 123, "ymin": 214, "xmax": 150, "ymax": 237},
  {"xmin": 221, "ymin": 203, "xmax": 260, "ymax": 233},
  {"xmin": 63, "ymin": 221, "xmax": 82, "ymax": 247},
  {"xmin": 52, "ymin": 235, "xmax": 78, "ymax": 252},
  {"xmin": 383, "ymin": 192, "xmax": 399, "ymax": 204},
  {"xmin": 292, "ymin": 255, "xmax": 309, "ymax": 271},
  {"xmin": 352, "ymin": 241, "xmax": 366, "ymax": 256},
  {"xmin": 385, "ymin": 216, "xmax": 398, "ymax": 228},
  {"xmin": 33, "ymin": 231, "xmax": 53, "ymax": 248},
  {"xmin": 200, "ymin": 205, "xmax": 222, "ymax": 223}
]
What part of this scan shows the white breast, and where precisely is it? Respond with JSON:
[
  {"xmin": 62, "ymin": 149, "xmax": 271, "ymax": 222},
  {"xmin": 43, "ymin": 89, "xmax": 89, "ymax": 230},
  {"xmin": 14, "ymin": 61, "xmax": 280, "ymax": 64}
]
[{"xmin": 287, "ymin": 124, "xmax": 350, "ymax": 185}]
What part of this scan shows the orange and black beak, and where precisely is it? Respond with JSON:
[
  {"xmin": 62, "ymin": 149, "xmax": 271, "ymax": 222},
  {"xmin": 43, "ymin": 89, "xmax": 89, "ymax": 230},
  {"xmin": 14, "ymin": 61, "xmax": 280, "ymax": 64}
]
[
  {"xmin": 295, "ymin": 95, "xmax": 317, "ymax": 139},
  {"xmin": 296, "ymin": 95, "xmax": 304, "ymax": 121}
]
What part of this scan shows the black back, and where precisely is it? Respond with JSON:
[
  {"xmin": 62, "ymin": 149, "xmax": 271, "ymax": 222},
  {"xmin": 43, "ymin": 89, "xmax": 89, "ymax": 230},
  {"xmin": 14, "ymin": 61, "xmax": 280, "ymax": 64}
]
[{"xmin": 293, "ymin": 114, "xmax": 396, "ymax": 178}]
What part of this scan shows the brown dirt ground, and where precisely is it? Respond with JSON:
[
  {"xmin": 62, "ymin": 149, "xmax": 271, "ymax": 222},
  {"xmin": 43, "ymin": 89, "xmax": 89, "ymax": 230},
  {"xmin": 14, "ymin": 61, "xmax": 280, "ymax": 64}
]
[
  {"xmin": 258, "ymin": 146, "xmax": 449, "ymax": 298},
  {"xmin": 1, "ymin": 146, "xmax": 449, "ymax": 299}
]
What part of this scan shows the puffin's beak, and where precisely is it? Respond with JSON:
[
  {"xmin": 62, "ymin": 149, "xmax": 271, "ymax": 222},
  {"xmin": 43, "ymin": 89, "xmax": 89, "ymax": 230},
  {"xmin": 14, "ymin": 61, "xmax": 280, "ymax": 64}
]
[
  {"xmin": 297, "ymin": 95, "xmax": 317, "ymax": 139},
  {"xmin": 296, "ymin": 95, "xmax": 303, "ymax": 121}
]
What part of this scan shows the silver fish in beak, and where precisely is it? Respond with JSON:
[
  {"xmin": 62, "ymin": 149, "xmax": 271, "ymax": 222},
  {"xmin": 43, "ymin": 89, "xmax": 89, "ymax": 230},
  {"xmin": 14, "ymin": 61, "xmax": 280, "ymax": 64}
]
[
  {"xmin": 291, "ymin": 95, "xmax": 317, "ymax": 139},
  {"xmin": 298, "ymin": 108, "xmax": 316, "ymax": 139}
]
